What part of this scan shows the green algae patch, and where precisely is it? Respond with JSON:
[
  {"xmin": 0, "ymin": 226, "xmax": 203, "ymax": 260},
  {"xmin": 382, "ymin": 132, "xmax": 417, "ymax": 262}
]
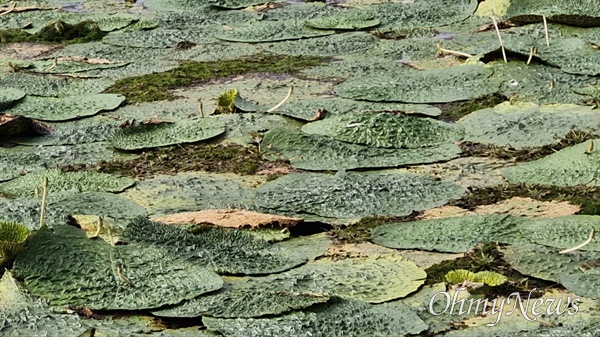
[
  {"xmin": 0, "ymin": 20, "xmax": 106, "ymax": 44},
  {"xmin": 104, "ymin": 54, "xmax": 329, "ymax": 103}
]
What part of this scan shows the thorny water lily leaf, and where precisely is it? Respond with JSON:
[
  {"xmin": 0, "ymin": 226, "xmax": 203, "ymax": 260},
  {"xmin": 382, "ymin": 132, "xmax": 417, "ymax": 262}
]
[
  {"xmin": 490, "ymin": 61, "xmax": 597, "ymax": 105},
  {"xmin": 0, "ymin": 191, "xmax": 147, "ymax": 230},
  {"xmin": 560, "ymin": 268, "xmax": 600, "ymax": 299},
  {"xmin": 268, "ymin": 97, "xmax": 442, "ymax": 120},
  {"xmin": 5, "ymin": 94, "xmax": 125, "ymax": 121},
  {"xmin": 444, "ymin": 269, "xmax": 476, "ymax": 284},
  {"xmin": 334, "ymin": 64, "xmax": 500, "ymax": 103},
  {"xmin": 304, "ymin": 10, "xmax": 380, "ymax": 30},
  {"xmin": 0, "ymin": 142, "xmax": 130, "ymax": 182},
  {"xmin": 203, "ymin": 298, "xmax": 428, "ymax": 337},
  {"xmin": 0, "ymin": 73, "xmax": 114, "ymax": 97},
  {"xmin": 256, "ymin": 171, "xmax": 465, "ymax": 220},
  {"xmin": 12, "ymin": 118, "xmax": 117, "ymax": 146},
  {"xmin": 153, "ymin": 209, "xmax": 302, "ymax": 229},
  {"xmin": 472, "ymin": 271, "xmax": 508, "ymax": 286},
  {"xmin": 123, "ymin": 172, "xmax": 256, "ymax": 216},
  {"xmin": 259, "ymin": 255, "xmax": 426, "ymax": 303},
  {"xmin": 367, "ymin": 0, "xmax": 478, "ymax": 29},
  {"xmin": 152, "ymin": 279, "xmax": 329, "ymax": 318},
  {"xmin": 458, "ymin": 102, "xmax": 600, "ymax": 148},
  {"xmin": 302, "ymin": 112, "xmax": 463, "ymax": 148},
  {"xmin": 0, "ymin": 169, "xmax": 135, "ymax": 197},
  {"xmin": 209, "ymin": 0, "xmax": 286, "ymax": 9},
  {"xmin": 167, "ymin": 42, "xmax": 263, "ymax": 62},
  {"xmin": 110, "ymin": 119, "xmax": 226, "ymax": 150},
  {"xmin": 0, "ymin": 221, "xmax": 30, "ymax": 266},
  {"xmin": 12, "ymin": 225, "xmax": 224, "ymax": 310},
  {"xmin": 506, "ymin": 0, "xmax": 600, "ymax": 27},
  {"xmin": 262, "ymin": 128, "xmax": 462, "ymax": 171},
  {"xmin": 123, "ymin": 217, "xmax": 307, "ymax": 275},
  {"xmin": 262, "ymin": 32, "xmax": 377, "ymax": 57},
  {"xmin": 103, "ymin": 28, "xmax": 218, "ymax": 48},
  {"xmin": 502, "ymin": 140, "xmax": 600, "ymax": 187},
  {"xmin": 7, "ymin": 58, "xmax": 128, "ymax": 75},
  {"xmin": 275, "ymin": 233, "xmax": 333, "ymax": 261},
  {"xmin": 500, "ymin": 244, "xmax": 600, "ymax": 282},
  {"xmin": 371, "ymin": 215, "xmax": 525, "ymax": 253},
  {"xmin": 0, "ymin": 87, "xmax": 25, "ymax": 109},
  {"xmin": 520, "ymin": 215, "xmax": 600, "ymax": 252},
  {"xmin": 215, "ymin": 20, "xmax": 335, "ymax": 43}
]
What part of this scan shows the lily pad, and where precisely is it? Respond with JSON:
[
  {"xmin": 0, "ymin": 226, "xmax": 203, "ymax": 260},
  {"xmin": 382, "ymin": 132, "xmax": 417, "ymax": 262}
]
[
  {"xmin": 209, "ymin": 0, "xmax": 286, "ymax": 9},
  {"xmin": 0, "ymin": 169, "xmax": 135, "ymax": 197},
  {"xmin": 520, "ymin": 215, "xmax": 600, "ymax": 251},
  {"xmin": 12, "ymin": 225, "xmax": 224, "ymax": 310},
  {"xmin": 304, "ymin": 10, "xmax": 380, "ymax": 30},
  {"xmin": 262, "ymin": 128, "xmax": 462, "ymax": 171},
  {"xmin": 123, "ymin": 217, "xmax": 307, "ymax": 275},
  {"xmin": 301, "ymin": 112, "xmax": 463, "ymax": 148},
  {"xmin": 203, "ymin": 298, "xmax": 429, "ymax": 337},
  {"xmin": 0, "ymin": 73, "xmax": 114, "ymax": 97},
  {"xmin": 262, "ymin": 32, "xmax": 377, "ymax": 57},
  {"xmin": 110, "ymin": 119, "xmax": 226, "ymax": 150},
  {"xmin": 560, "ymin": 269, "xmax": 600, "ymax": 299},
  {"xmin": 506, "ymin": 0, "xmax": 600, "ymax": 27},
  {"xmin": 458, "ymin": 102, "xmax": 600, "ymax": 148},
  {"xmin": 371, "ymin": 215, "xmax": 525, "ymax": 253},
  {"xmin": 256, "ymin": 171, "xmax": 465, "ymax": 220},
  {"xmin": 216, "ymin": 20, "xmax": 335, "ymax": 43},
  {"xmin": 334, "ymin": 64, "xmax": 500, "ymax": 103},
  {"xmin": 368, "ymin": 0, "xmax": 478, "ymax": 29},
  {"xmin": 5, "ymin": 94, "xmax": 125, "ymax": 121},
  {"xmin": 12, "ymin": 118, "xmax": 117, "ymax": 146},
  {"xmin": 502, "ymin": 140, "xmax": 600, "ymax": 187},
  {"xmin": 103, "ymin": 28, "xmax": 218, "ymax": 48},
  {"xmin": 0, "ymin": 87, "xmax": 25, "ymax": 110}
]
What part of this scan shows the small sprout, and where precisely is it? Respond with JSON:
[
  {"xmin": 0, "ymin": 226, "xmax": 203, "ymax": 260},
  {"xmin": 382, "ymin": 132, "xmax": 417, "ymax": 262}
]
[
  {"xmin": 0, "ymin": 221, "xmax": 30, "ymax": 267},
  {"xmin": 215, "ymin": 89, "xmax": 239, "ymax": 114}
]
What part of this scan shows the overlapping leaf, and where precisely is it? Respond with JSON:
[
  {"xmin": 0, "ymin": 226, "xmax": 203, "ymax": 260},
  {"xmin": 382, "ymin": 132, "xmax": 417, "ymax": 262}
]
[{"xmin": 5, "ymin": 94, "xmax": 124, "ymax": 121}]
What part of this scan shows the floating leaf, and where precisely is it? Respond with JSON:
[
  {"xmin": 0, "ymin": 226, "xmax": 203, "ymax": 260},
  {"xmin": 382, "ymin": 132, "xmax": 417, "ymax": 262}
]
[
  {"xmin": 110, "ymin": 119, "xmax": 226, "ymax": 150},
  {"xmin": 4, "ymin": 94, "xmax": 124, "ymax": 121},
  {"xmin": 262, "ymin": 32, "xmax": 377, "ymax": 57},
  {"xmin": 334, "ymin": 64, "xmax": 500, "ymax": 103},
  {"xmin": 216, "ymin": 20, "xmax": 334, "ymax": 43},
  {"xmin": 12, "ymin": 225, "xmax": 224, "ymax": 310},
  {"xmin": 520, "ymin": 215, "xmax": 600, "ymax": 251},
  {"xmin": 304, "ymin": 10, "xmax": 380, "ymax": 30},
  {"xmin": 445, "ymin": 269, "xmax": 476, "ymax": 284},
  {"xmin": 0, "ymin": 87, "xmax": 25, "ymax": 110},
  {"xmin": 506, "ymin": 0, "xmax": 600, "ymax": 27},
  {"xmin": 0, "ymin": 73, "xmax": 114, "ymax": 97}
]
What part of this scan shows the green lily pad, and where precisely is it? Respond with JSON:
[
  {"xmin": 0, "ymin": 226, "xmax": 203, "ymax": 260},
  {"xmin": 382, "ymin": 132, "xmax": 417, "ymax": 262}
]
[
  {"xmin": 560, "ymin": 269, "xmax": 600, "ymax": 299},
  {"xmin": 0, "ymin": 169, "xmax": 135, "ymax": 197},
  {"xmin": 0, "ymin": 221, "xmax": 30, "ymax": 266},
  {"xmin": 12, "ymin": 118, "xmax": 117, "ymax": 146},
  {"xmin": 262, "ymin": 32, "xmax": 377, "ymax": 57},
  {"xmin": 334, "ymin": 64, "xmax": 500, "ymax": 103},
  {"xmin": 123, "ymin": 217, "xmax": 307, "ymax": 275},
  {"xmin": 110, "ymin": 119, "xmax": 226, "ymax": 150},
  {"xmin": 216, "ymin": 20, "xmax": 335, "ymax": 43},
  {"xmin": 203, "ymin": 298, "xmax": 429, "ymax": 337},
  {"xmin": 502, "ymin": 140, "xmax": 600, "ymax": 187},
  {"xmin": 520, "ymin": 215, "xmax": 600, "ymax": 251},
  {"xmin": 371, "ymin": 215, "xmax": 525, "ymax": 253},
  {"xmin": 0, "ymin": 73, "xmax": 114, "ymax": 97},
  {"xmin": 369, "ymin": 0, "xmax": 478, "ymax": 29},
  {"xmin": 152, "ymin": 279, "xmax": 329, "ymax": 318},
  {"xmin": 262, "ymin": 128, "xmax": 462, "ymax": 171},
  {"xmin": 12, "ymin": 224, "xmax": 224, "ymax": 310},
  {"xmin": 0, "ymin": 87, "xmax": 25, "ymax": 110},
  {"xmin": 506, "ymin": 0, "xmax": 600, "ymax": 27},
  {"xmin": 103, "ymin": 28, "xmax": 218, "ymax": 48},
  {"xmin": 256, "ymin": 171, "xmax": 465, "ymax": 220},
  {"xmin": 301, "ymin": 112, "xmax": 463, "ymax": 148},
  {"xmin": 304, "ymin": 10, "xmax": 380, "ymax": 30},
  {"xmin": 500, "ymin": 244, "xmax": 600, "ymax": 282},
  {"xmin": 458, "ymin": 102, "xmax": 600, "ymax": 148},
  {"xmin": 209, "ymin": 0, "xmax": 286, "ymax": 9},
  {"xmin": 5, "ymin": 94, "xmax": 125, "ymax": 121}
]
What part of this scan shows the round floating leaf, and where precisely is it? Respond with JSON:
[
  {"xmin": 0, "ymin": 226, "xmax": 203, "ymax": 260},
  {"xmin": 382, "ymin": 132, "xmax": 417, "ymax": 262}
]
[
  {"xmin": 0, "ymin": 169, "xmax": 135, "ymax": 198},
  {"xmin": 334, "ymin": 64, "xmax": 501, "ymax": 103},
  {"xmin": 301, "ymin": 112, "xmax": 463, "ymax": 148},
  {"xmin": 152, "ymin": 280, "xmax": 329, "ymax": 318},
  {"xmin": 0, "ymin": 73, "xmax": 114, "ymax": 97},
  {"xmin": 12, "ymin": 118, "xmax": 117, "ymax": 146},
  {"xmin": 304, "ymin": 10, "xmax": 380, "ymax": 30},
  {"xmin": 371, "ymin": 215, "xmax": 525, "ymax": 253},
  {"xmin": 472, "ymin": 271, "xmax": 508, "ymax": 286},
  {"xmin": 262, "ymin": 128, "xmax": 462, "ymax": 171},
  {"xmin": 215, "ymin": 20, "xmax": 335, "ymax": 43},
  {"xmin": 560, "ymin": 269, "xmax": 600, "ymax": 299},
  {"xmin": 5, "ymin": 94, "xmax": 125, "ymax": 121},
  {"xmin": 262, "ymin": 32, "xmax": 377, "ymax": 57},
  {"xmin": 506, "ymin": 0, "xmax": 600, "ymax": 27},
  {"xmin": 110, "ymin": 119, "xmax": 226, "ymax": 150},
  {"xmin": 458, "ymin": 102, "xmax": 600, "ymax": 148},
  {"xmin": 520, "ymin": 215, "xmax": 600, "ymax": 251},
  {"xmin": 0, "ymin": 87, "xmax": 25, "ymax": 110},
  {"xmin": 12, "ymin": 225, "xmax": 224, "ymax": 310},
  {"xmin": 503, "ymin": 140, "xmax": 600, "ymax": 187},
  {"xmin": 203, "ymin": 298, "xmax": 429, "ymax": 337},
  {"xmin": 103, "ymin": 28, "xmax": 218, "ymax": 48},
  {"xmin": 209, "ymin": 0, "xmax": 286, "ymax": 9},
  {"xmin": 0, "ymin": 221, "xmax": 30, "ymax": 266},
  {"xmin": 368, "ymin": 0, "xmax": 478, "ymax": 29},
  {"xmin": 123, "ymin": 217, "xmax": 307, "ymax": 275},
  {"xmin": 256, "ymin": 171, "xmax": 465, "ymax": 220}
]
